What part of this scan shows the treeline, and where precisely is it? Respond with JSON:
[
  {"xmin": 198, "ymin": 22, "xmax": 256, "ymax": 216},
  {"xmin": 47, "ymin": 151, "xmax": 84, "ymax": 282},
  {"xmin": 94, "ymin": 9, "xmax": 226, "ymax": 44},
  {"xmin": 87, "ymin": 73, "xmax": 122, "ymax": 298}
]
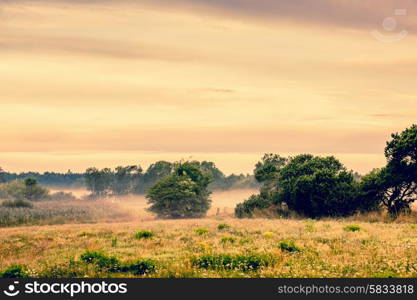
[
  {"xmin": 0, "ymin": 178, "xmax": 77, "ymax": 208},
  {"xmin": 235, "ymin": 124, "xmax": 417, "ymax": 220},
  {"xmin": 0, "ymin": 161, "xmax": 258, "ymax": 195},
  {"xmin": 0, "ymin": 170, "xmax": 84, "ymax": 188},
  {"xmin": 84, "ymin": 161, "xmax": 258, "ymax": 197}
]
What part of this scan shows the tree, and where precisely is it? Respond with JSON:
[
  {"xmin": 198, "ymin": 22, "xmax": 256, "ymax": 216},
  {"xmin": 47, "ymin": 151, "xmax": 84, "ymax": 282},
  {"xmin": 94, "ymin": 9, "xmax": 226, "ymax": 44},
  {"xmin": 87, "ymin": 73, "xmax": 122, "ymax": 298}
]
[
  {"xmin": 254, "ymin": 153, "xmax": 287, "ymax": 200},
  {"xmin": 235, "ymin": 195, "xmax": 272, "ymax": 218},
  {"xmin": 0, "ymin": 167, "xmax": 6, "ymax": 183},
  {"xmin": 355, "ymin": 169, "xmax": 385, "ymax": 212},
  {"xmin": 254, "ymin": 153, "xmax": 287, "ymax": 183},
  {"xmin": 85, "ymin": 167, "xmax": 113, "ymax": 196},
  {"xmin": 22, "ymin": 178, "xmax": 49, "ymax": 201},
  {"xmin": 137, "ymin": 161, "xmax": 173, "ymax": 194},
  {"xmin": 0, "ymin": 178, "xmax": 48, "ymax": 201},
  {"xmin": 199, "ymin": 161, "xmax": 227, "ymax": 190},
  {"xmin": 146, "ymin": 161, "xmax": 212, "ymax": 218},
  {"xmin": 111, "ymin": 165, "xmax": 142, "ymax": 195},
  {"xmin": 276, "ymin": 154, "xmax": 358, "ymax": 218},
  {"xmin": 360, "ymin": 125, "xmax": 417, "ymax": 218},
  {"xmin": 233, "ymin": 154, "xmax": 286, "ymax": 218}
]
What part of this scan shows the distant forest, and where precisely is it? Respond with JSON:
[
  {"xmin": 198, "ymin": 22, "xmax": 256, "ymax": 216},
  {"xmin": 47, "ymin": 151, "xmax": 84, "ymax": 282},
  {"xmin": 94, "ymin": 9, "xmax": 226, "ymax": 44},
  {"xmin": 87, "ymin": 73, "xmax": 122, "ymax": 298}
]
[{"xmin": 0, "ymin": 161, "xmax": 259, "ymax": 194}]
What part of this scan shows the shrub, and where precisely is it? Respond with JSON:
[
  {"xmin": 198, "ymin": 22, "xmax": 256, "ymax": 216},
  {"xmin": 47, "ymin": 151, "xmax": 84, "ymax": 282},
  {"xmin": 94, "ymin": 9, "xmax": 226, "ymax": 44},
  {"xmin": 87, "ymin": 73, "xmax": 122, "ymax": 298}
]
[
  {"xmin": 278, "ymin": 240, "xmax": 301, "ymax": 253},
  {"xmin": 192, "ymin": 254, "xmax": 269, "ymax": 272},
  {"xmin": 1, "ymin": 199, "xmax": 33, "ymax": 208},
  {"xmin": 220, "ymin": 236, "xmax": 236, "ymax": 244},
  {"xmin": 135, "ymin": 230, "xmax": 155, "ymax": 239},
  {"xmin": 146, "ymin": 161, "xmax": 212, "ymax": 219},
  {"xmin": 23, "ymin": 178, "xmax": 49, "ymax": 201},
  {"xmin": 217, "ymin": 223, "xmax": 230, "ymax": 230},
  {"xmin": 119, "ymin": 259, "xmax": 157, "ymax": 275},
  {"xmin": 276, "ymin": 155, "xmax": 359, "ymax": 218},
  {"xmin": 0, "ymin": 265, "xmax": 29, "ymax": 278},
  {"xmin": 79, "ymin": 251, "xmax": 156, "ymax": 275},
  {"xmin": 0, "ymin": 179, "xmax": 49, "ymax": 202},
  {"xmin": 344, "ymin": 225, "xmax": 361, "ymax": 232},
  {"xmin": 80, "ymin": 251, "xmax": 120, "ymax": 272},
  {"xmin": 195, "ymin": 227, "xmax": 209, "ymax": 235},
  {"xmin": 234, "ymin": 194, "xmax": 272, "ymax": 218}
]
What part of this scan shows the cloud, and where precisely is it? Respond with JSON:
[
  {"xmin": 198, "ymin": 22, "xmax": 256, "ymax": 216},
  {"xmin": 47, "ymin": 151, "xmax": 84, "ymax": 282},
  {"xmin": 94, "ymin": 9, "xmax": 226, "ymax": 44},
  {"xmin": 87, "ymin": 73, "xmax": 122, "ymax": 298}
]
[
  {"xmin": 4, "ymin": 0, "xmax": 416, "ymax": 33},
  {"xmin": 0, "ymin": 34, "xmax": 208, "ymax": 62}
]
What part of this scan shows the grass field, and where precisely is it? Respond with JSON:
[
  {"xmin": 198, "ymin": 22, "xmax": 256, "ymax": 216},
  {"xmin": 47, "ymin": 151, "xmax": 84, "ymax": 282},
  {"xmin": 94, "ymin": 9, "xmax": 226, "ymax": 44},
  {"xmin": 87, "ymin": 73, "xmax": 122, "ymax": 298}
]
[
  {"xmin": 1, "ymin": 214, "xmax": 417, "ymax": 278},
  {"xmin": 1, "ymin": 189, "xmax": 417, "ymax": 278}
]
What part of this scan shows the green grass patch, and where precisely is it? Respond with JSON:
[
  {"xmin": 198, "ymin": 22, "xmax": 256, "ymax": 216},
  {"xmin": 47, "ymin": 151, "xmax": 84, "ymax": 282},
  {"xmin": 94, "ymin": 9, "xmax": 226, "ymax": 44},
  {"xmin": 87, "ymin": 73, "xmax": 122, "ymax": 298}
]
[
  {"xmin": 278, "ymin": 240, "xmax": 301, "ymax": 253},
  {"xmin": 195, "ymin": 227, "xmax": 209, "ymax": 235},
  {"xmin": 192, "ymin": 254, "xmax": 270, "ymax": 272},
  {"xmin": 220, "ymin": 236, "xmax": 236, "ymax": 244},
  {"xmin": 217, "ymin": 223, "xmax": 230, "ymax": 231},
  {"xmin": 80, "ymin": 251, "xmax": 120, "ymax": 272},
  {"xmin": 0, "ymin": 265, "xmax": 29, "ymax": 278},
  {"xmin": 344, "ymin": 225, "xmax": 361, "ymax": 232},
  {"xmin": 135, "ymin": 230, "xmax": 155, "ymax": 239},
  {"xmin": 119, "ymin": 259, "xmax": 157, "ymax": 275},
  {"xmin": 79, "ymin": 251, "xmax": 156, "ymax": 275}
]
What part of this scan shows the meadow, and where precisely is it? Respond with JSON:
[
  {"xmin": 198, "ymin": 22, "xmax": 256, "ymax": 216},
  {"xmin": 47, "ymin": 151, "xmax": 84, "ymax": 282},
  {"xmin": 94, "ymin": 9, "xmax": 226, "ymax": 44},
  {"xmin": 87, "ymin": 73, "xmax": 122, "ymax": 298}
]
[{"xmin": 1, "ymin": 189, "xmax": 417, "ymax": 278}]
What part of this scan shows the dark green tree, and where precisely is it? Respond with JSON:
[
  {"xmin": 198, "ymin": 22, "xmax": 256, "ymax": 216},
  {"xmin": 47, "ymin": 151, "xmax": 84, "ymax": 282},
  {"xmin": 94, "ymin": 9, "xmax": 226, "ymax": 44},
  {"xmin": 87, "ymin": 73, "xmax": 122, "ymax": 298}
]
[
  {"xmin": 254, "ymin": 153, "xmax": 287, "ymax": 200},
  {"xmin": 235, "ymin": 154, "xmax": 287, "ymax": 218},
  {"xmin": 146, "ymin": 161, "xmax": 212, "ymax": 219},
  {"xmin": 22, "ymin": 178, "xmax": 49, "ymax": 201},
  {"xmin": 234, "ymin": 194, "xmax": 272, "ymax": 218},
  {"xmin": 254, "ymin": 153, "xmax": 287, "ymax": 183},
  {"xmin": 359, "ymin": 125, "xmax": 417, "ymax": 218},
  {"xmin": 355, "ymin": 169, "xmax": 385, "ymax": 212},
  {"xmin": 276, "ymin": 154, "xmax": 358, "ymax": 218}
]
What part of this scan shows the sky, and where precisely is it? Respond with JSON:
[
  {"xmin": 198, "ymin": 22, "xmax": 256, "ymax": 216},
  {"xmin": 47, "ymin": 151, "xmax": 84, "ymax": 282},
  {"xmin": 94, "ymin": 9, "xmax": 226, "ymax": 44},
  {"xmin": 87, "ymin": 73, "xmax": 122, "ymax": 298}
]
[{"xmin": 0, "ymin": 0, "xmax": 416, "ymax": 175}]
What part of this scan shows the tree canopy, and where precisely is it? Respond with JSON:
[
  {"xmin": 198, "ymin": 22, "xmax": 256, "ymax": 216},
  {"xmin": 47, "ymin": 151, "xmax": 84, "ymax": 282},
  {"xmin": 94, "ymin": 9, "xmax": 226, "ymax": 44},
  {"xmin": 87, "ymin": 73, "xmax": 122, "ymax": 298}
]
[
  {"xmin": 360, "ymin": 124, "xmax": 417, "ymax": 217},
  {"xmin": 146, "ymin": 161, "xmax": 212, "ymax": 219}
]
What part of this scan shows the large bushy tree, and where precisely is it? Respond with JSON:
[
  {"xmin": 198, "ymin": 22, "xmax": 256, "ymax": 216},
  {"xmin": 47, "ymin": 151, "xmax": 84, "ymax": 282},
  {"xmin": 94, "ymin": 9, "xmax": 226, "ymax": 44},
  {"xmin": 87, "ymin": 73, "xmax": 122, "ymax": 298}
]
[
  {"xmin": 235, "ymin": 154, "xmax": 286, "ymax": 218},
  {"xmin": 146, "ymin": 161, "xmax": 212, "ymax": 219},
  {"xmin": 236, "ymin": 154, "xmax": 359, "ymax": 218},
  {"xmin": 359, "ymin": 125, "xmax": 417, "ymax": 217},
  {"xmin": 276, "ymin": 154, "xmax": 358, "ymax": 218},
  {"xmin": 254, "ymin": 153, "xmax": 287, "ymax": 200}
]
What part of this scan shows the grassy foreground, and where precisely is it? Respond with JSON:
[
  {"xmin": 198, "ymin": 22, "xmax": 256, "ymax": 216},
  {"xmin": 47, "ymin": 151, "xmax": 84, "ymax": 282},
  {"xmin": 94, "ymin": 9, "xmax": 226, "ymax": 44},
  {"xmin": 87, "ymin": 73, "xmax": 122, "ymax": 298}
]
[{"xmin": 1, "ymin": 217, "xmax": 417, "ymax": 278}]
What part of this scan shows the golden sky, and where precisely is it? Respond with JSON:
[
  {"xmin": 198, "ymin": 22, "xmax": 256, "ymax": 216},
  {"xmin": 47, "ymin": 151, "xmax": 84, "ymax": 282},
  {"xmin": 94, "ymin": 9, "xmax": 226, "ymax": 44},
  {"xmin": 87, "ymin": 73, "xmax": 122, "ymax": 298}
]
[{"xmin": 1, "ymin": 0, "xmax": 416, "ymax": 174}]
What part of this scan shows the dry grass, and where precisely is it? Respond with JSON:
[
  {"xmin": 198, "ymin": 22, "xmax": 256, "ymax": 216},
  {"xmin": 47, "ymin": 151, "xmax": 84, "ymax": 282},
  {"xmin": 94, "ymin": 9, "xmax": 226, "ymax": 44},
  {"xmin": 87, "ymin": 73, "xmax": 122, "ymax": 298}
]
[
  {"xmin": 1, "ymin": 217, "xmax": 416, "ymax": 278},
  {"xmin": 0, "ymin": 200, "xmax": 135, "ymax": 227},
  {"xmin": 1, "ymin": 188, "xmax": 416, "ymax": 278}
]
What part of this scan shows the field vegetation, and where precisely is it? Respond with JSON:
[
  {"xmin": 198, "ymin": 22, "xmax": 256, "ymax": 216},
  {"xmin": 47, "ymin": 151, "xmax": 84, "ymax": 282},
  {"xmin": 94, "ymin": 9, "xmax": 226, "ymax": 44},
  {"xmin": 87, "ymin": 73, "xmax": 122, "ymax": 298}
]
[
  {"xmin": 1, "ymin": 216, "xmax": 417, "ymax": 278},
  {"xmin": 0, "ymin": 125, "xmax": 416, "ymax": 278}
]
